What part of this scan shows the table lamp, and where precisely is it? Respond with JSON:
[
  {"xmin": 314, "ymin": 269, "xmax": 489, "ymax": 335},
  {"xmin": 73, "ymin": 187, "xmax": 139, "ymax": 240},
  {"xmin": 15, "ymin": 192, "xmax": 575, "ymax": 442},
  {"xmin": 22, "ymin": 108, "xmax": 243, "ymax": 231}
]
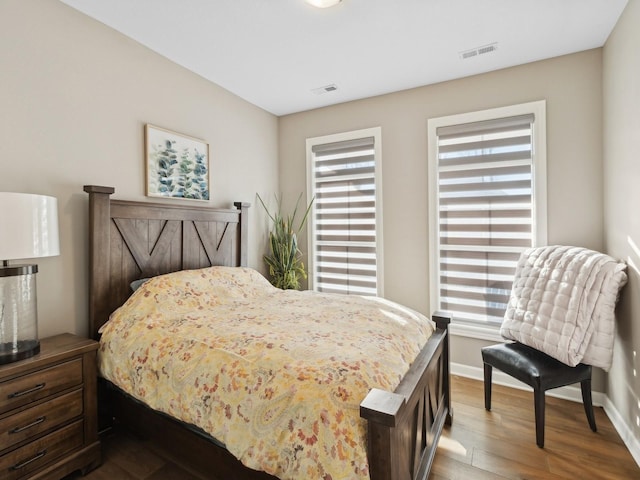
[{"xmin": 0, "ymin": 192, "xmax": 60, "ymax": 364}]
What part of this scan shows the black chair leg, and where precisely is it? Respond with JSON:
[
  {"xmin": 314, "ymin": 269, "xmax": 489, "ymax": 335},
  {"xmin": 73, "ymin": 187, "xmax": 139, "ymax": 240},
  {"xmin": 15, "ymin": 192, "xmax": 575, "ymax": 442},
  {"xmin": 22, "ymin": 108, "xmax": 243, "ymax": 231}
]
[
  {"xmin": 534, "ymin": 388, "xmax": 545, "ymax": 448},
  {"xmin": 581, "ymin": 378, "xmax": 597, "ymax": 432},
  {"xmin": 483, "ymin": 363, "xmax": 492, "ymax": 411}
]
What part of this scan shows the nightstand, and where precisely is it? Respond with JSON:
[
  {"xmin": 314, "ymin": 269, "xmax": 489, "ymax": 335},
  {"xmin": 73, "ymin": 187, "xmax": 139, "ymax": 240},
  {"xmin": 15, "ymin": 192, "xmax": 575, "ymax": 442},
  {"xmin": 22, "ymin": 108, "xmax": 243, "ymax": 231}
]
[{"xmin": 0, "ymin": 334, "xmax": 101, "ymax": 479}]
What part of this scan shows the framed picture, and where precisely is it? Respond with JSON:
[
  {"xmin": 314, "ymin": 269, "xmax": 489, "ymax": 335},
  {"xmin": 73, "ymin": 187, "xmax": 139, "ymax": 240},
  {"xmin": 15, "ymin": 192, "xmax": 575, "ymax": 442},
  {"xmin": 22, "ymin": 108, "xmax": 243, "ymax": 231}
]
[{"xmin": 145, "ymin": 124, "xmax": 210, "ymax": 200}]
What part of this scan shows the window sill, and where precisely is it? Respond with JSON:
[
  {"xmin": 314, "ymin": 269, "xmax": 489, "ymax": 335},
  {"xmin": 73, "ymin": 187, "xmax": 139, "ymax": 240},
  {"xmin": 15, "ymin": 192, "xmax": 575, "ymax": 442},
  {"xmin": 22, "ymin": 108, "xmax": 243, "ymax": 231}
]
[{"xmin": 449, "ymin": 322, "xmax": 504, "ymax": 342}]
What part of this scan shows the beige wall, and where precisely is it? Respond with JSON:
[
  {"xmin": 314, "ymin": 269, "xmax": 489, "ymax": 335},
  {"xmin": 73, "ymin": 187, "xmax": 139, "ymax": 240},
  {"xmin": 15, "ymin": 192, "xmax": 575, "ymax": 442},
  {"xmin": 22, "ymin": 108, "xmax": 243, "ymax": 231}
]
[
  {"xmin": 0, "ymin": 0, "xmax": 279, "ymax": 338},
  {"xmin": 279, "ymin": 50, "xmax": 604, "ymax": 376},
  {"xmin": 603, "ymin": 0, "xmax": 640, "ymax": 452}
]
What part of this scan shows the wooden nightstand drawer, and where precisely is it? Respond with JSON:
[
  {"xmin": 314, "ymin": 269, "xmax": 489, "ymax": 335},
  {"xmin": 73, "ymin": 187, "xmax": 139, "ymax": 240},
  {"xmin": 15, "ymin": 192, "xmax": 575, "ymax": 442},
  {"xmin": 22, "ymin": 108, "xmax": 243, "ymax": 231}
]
[
  {"xmin": 0, "ymin": 389, "xmax": 83, "ymax": 451},
  {"xmin": 0, "ymin": 334, "xmax": 100, "ymax": 479},
  {"xmin": 0, "ymin": 359, "xmax": 83, "ymax": 415},
  {"xmin": 0, "ymin": 420, "xmax": 83, "ymax": 480}
]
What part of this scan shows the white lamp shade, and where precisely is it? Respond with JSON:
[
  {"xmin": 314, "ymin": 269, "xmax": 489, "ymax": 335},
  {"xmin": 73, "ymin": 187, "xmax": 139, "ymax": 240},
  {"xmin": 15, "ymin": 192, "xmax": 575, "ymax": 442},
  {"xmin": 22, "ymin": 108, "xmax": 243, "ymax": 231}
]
[{"xmin": 0, "ymin": 193, "xmax": 60, "ymax": 261}]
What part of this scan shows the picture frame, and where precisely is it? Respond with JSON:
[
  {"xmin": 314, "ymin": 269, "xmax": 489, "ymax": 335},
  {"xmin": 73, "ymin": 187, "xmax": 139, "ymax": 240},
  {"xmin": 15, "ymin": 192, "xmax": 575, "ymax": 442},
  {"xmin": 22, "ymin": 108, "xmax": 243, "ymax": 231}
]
[{"xmin": 145, "ymin": 124, "xmax": 210, "ymax": 201}]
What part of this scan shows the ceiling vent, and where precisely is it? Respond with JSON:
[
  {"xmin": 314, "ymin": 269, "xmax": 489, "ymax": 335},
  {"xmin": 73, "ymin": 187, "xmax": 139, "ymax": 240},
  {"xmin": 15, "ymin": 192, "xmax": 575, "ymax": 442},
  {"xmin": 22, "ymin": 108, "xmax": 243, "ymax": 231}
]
[
  {"xmin": 460, "ymin": 42, "xmax": 498, "ymax": 60},
  {"xmin": 311, "ymin": 84, "xmax": 338, "ymax": 95}
]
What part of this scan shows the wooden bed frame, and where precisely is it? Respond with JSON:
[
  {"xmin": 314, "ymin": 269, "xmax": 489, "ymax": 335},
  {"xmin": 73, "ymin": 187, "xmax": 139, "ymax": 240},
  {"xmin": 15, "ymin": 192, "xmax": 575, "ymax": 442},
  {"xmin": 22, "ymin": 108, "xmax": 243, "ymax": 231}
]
[{"xmin": 84, "ymin": 185, "xmax": 452, "ymax": 480}]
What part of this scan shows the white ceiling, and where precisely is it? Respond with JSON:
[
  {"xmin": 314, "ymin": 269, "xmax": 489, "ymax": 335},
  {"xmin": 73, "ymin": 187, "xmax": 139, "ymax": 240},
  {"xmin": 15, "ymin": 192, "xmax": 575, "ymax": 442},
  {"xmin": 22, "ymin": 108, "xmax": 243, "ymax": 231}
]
[{"xmin": 59, "ymin": 0, "xmax": 628, "ymax": 116}]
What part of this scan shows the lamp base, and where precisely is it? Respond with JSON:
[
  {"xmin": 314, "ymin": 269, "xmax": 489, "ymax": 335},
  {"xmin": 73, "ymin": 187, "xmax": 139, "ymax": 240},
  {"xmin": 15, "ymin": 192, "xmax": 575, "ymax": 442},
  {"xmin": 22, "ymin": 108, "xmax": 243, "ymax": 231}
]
[
  {"xmin": 1, "ymin": 263, "xmax": 40, "ymax": 365},
  {"xmin": 0, "ymin": 340, "xmax": 40, "ymax": 364}
]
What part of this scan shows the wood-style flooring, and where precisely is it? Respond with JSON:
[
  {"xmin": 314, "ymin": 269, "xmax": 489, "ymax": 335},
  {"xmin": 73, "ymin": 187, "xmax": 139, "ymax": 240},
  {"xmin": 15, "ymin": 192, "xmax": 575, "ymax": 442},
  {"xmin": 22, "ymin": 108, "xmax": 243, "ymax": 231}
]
[{"xmin": 66, "ymin": 375, "xmax": 640, "ymax": 480}]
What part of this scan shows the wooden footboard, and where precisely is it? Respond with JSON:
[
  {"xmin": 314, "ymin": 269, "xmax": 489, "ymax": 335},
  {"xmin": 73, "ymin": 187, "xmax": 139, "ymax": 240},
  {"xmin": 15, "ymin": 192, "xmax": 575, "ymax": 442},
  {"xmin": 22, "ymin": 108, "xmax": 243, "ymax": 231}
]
[{"xmin": 361, "ymin": 313, "xmax": 452, "ymax": 480}]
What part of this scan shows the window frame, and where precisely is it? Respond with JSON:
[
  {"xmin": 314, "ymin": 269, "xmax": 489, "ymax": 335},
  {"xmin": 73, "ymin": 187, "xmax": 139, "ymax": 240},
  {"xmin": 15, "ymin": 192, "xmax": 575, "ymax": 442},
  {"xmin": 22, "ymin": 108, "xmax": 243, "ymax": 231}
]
[
  {"xmin": 427, "ymin": 101, "xmax": 547, "ymax": 340},
  {"xmin": 306, "ymin": 127, "xmax": 384, "ymax": 296}
]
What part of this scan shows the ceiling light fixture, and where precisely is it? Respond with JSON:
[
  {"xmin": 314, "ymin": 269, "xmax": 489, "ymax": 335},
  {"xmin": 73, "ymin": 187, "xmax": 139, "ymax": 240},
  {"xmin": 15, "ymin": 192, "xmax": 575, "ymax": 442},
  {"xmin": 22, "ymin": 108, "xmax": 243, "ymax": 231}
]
[{"xmin": 305, "ymin": 0, "xmax": 342, "ymax": 8}]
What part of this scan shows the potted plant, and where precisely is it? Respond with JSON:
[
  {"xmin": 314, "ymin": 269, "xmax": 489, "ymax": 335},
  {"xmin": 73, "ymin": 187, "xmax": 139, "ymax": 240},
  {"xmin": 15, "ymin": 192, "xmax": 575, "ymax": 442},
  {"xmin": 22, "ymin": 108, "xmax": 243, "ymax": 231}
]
[{"xmin": 257, "ymin": 193, "xmax": 314, "ymax": 290}]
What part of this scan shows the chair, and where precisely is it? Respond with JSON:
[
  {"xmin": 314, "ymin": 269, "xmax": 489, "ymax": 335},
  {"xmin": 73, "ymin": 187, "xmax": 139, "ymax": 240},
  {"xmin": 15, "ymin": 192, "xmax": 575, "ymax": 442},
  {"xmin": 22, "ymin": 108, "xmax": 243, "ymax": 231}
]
[{"xmin": 481, "ymin": 341, "xmax": 597, "ymax": 448}]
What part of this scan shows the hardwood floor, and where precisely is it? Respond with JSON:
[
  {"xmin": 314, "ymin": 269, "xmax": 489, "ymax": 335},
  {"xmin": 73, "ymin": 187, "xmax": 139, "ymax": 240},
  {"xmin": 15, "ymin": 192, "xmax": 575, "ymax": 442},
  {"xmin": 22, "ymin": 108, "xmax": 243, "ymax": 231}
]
[
  {"xmin": 432, "ymin": 376, "xmax": 639, "ymax": 480},
  {"xmin": 64, "ymin": 427, "xmax": 204, "ymax": 480},
  {"xmin": 67, "ymin": 375, "xmax": 639, "ymax": 480}
]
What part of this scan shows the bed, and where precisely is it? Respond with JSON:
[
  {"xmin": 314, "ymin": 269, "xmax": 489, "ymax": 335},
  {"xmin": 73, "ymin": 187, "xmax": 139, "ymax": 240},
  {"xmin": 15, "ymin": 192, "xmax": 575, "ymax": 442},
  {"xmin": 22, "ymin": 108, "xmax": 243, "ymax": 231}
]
[{"xmin": 84, "ymin": 185, "xmax": 452, "ymax": 480}]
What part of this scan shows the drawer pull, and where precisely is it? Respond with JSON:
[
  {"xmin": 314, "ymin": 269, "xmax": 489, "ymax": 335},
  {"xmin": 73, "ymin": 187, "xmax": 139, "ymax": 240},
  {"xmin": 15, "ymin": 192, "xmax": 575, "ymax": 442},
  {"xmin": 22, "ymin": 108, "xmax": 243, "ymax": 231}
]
[
  {"xmin": 9, "ymin": 416, "xmax": 46, "ymax": 434},
  {"xmin": 7, "ymin": 383, "xmax": 46, "ymax": 399},
  {"xmin": 10, "ymin": 449, "xmax": 47, "ymax": 470}
]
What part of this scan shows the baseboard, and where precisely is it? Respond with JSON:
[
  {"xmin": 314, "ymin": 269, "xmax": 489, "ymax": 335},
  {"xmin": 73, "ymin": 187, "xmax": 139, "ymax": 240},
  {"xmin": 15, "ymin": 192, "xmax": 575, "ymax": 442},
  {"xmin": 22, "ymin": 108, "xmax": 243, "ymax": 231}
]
[
  {"xmin": 603, "ymin": 396, "xmax": 640, "ymax": 466},
  {"xmin": 451, "ymin": 362, "xmax": 640, "ymax": 467}
]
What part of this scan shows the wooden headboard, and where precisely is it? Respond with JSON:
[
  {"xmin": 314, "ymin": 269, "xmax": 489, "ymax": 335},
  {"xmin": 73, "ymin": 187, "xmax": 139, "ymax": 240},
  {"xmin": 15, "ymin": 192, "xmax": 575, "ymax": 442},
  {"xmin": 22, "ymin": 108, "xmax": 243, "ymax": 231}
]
[{"xmin": 84, "ymin": 185, "xmax": 249, "ymax": 340}]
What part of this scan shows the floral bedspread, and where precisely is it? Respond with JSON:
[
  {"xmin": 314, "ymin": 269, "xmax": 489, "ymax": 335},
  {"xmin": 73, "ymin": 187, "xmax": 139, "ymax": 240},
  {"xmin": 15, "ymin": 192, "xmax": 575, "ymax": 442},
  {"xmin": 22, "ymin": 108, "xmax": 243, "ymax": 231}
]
[{"xmin": 98, "ymin": 267, "xmax": 434, "ymax": 480}]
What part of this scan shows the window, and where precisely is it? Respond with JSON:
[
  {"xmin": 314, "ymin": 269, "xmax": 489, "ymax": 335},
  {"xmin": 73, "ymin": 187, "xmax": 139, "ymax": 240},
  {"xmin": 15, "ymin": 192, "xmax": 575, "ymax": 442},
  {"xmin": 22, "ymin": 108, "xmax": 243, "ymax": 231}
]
[
  {"xmin": 306, "ymin": 127, "xmax": 383, "ymax": 296},
  {"xmin": 428, "ymin": 101, "xmax": 547, "ymax": 339}
]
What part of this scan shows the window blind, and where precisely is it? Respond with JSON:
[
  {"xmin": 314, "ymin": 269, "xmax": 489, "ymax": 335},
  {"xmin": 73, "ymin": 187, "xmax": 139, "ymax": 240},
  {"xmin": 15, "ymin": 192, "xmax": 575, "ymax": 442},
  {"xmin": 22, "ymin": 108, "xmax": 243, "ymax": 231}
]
[
  {"xmin": 310, "ymin": 136, "xmax": 378, "ymax": 295},
  {"xmin": 435, "ymin": 114, "xmax": 535, "ymax": 325}
]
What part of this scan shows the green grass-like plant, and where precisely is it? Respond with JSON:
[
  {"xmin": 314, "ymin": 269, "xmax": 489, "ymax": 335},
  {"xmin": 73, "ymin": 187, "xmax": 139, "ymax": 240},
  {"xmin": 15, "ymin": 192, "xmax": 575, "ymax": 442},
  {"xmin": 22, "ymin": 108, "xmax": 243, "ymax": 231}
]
[{"xmin": 257, "ymin": 193, "xmax": 314, "ymax": 290}]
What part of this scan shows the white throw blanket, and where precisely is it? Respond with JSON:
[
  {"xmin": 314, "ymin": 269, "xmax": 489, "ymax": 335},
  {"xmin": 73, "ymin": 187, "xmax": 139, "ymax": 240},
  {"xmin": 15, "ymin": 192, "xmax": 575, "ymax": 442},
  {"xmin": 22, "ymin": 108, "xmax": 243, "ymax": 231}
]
[{"xmin": 500, "ymin": 245, "xmax": 627, "ymax": 371}]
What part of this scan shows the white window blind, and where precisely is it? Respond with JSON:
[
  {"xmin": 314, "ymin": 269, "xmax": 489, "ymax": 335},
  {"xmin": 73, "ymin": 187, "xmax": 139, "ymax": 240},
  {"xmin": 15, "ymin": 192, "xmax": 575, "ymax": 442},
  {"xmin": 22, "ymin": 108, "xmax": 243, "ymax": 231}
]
[
  {"xmin": 307, "ymin": 130, "xmax": 382, "ymax": 295},
  {"xmin": 433, "ymin": 112, "xmax": 541, "ymax": 327}
]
